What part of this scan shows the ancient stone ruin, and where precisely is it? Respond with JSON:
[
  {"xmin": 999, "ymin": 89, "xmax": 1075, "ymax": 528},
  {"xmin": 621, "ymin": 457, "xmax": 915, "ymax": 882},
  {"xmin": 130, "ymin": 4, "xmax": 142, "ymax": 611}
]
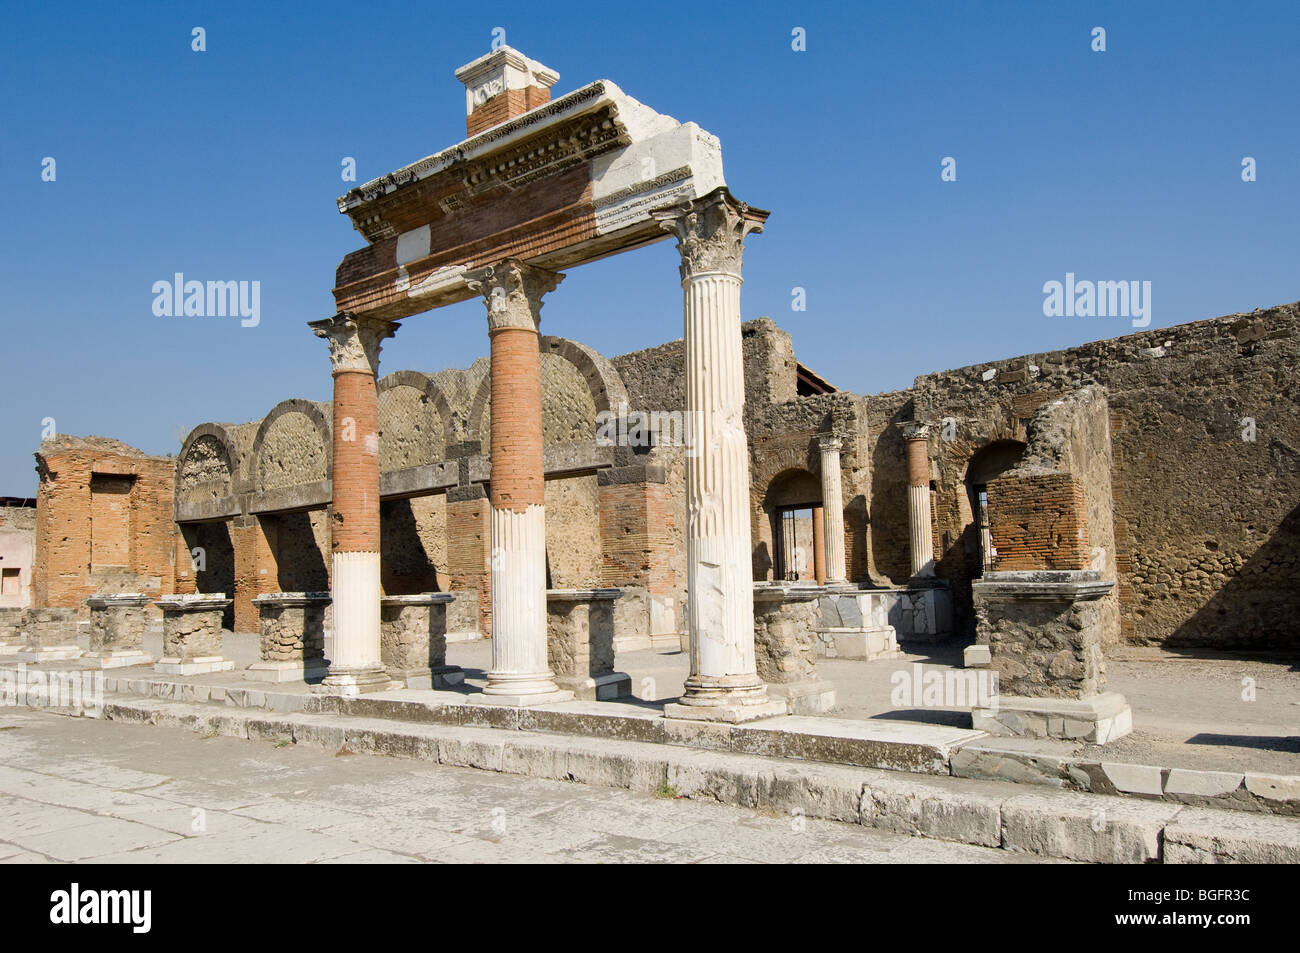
[{"xmin": 12, "ymin": 46, "xmax": 1300, "ymax": 744}]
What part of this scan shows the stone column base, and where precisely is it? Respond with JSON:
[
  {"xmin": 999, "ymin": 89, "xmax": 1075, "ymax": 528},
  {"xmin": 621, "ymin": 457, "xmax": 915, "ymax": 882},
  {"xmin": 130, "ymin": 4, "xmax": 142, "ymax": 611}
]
[
  {"xmin": 314, "ymin": 667, "xmax": 395, "ymax": 696},
  {"xmin": 246, "ymin": 659, "xmax": 330, "ymax": 683},
  {"xmin": 963, "ymin": 644, "xmax": 992, "ymax": 668},
  {"xmin": 86, "ymin": 650, "xmax": 153, "ymax": 670},
  {"xmin": 467, "ymin": 687, "xmax": 575, "ymax": 708},
  {"xmin": 663, "ymin": 697, "xmax": 789, "ymax": 724},
  {"xmin": 815, "ymin": 626, "xmax": 901, "ymax": 661},
  {"xmin": 387, "ymin": 665, "xmax": 465, "ymax": 691},
  {"xmin": 765, "ymin": 680, "xmax": 836, "ymax": 715},
  {"xmin": 154, "ymin": 656, "xmax": 236, "ymax": 676},
  {"xmin": 972, "ymin": 692, "xmax": 1133, "ymax": 744},
  {"xmin": 16, "ymin": 646, "xmax": 83, "ymax": 662},
  {"xmin": 555, "ymin": 671, "xmax": 632, "ymax": 701}
]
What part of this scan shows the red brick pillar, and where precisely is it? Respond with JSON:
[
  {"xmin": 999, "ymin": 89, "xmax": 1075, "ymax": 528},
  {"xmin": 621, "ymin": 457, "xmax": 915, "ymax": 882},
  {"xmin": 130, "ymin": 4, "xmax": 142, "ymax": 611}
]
[
  {"xmin": 309, "ymin": 312, "xmax": 397, "ymax": 694},
  {"xmin": 903, "ymin": 422, "xmax": 936, "ymax": 577},
  {"xmin": 464, "ymin": 259, "xmax": 569, "ymax": 705},
  {"xmin": 173, "ymin": 528, "xmax": 197, "ymax": 595},
  {"xmin": 231, "ymin": 515, "xmax": 276, "ymax": 633},
  {"xmin": 598, "ymin": 460, "xmax": 677, "ymax": 649}
]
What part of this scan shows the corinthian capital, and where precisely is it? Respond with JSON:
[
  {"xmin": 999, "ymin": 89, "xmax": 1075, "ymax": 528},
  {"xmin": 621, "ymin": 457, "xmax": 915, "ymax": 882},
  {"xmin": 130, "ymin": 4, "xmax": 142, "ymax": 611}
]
[
  {"xmin": 308, "ymin": 312, "xmax": 398, "ymax": 375},
  {"xmin": 465, "ymin": 258, "xmax": 564, "ymax": 333},
  {"xmin": 653, "ymin": 187, "xmax": 769, "ymax": 282},
  {"xmin": 901, "ymin": 421, "xmax": 931, "ymax": 442}
]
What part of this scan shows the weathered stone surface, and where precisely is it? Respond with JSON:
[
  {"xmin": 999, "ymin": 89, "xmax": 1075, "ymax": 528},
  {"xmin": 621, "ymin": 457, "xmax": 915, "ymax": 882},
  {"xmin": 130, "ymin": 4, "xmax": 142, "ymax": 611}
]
[
  {"xmin": 1163, "ymin": 807, "xmax": 1300, "ymax": 863},
  {"xmin": 252, "ymin": 593, "xmax": 329, "ymax": 663},
  {"xmin": 753, "ymin": 583, "xmax": 824, "ymax": 684},
  {"xmin": 949, "ymin": 738, "xmax": 1077, "ymax": 788},
  {"xmin": 860, "ymin": 773, "xmax": 1004, "ymax": 847},
  {"xmin": 155, "ymin": 595, "xmax": 230, "ymax": 660},
  {"xmin": 730, "ymin": 716, "xmax": 983, "ymax": 775},
  {"xmin": 546, "ymin": 588, "xmax": 627, "ymax": 699},
  {"xmin": 1001, "ymin": 791, "xmax": 1179, "ymax": 863}
]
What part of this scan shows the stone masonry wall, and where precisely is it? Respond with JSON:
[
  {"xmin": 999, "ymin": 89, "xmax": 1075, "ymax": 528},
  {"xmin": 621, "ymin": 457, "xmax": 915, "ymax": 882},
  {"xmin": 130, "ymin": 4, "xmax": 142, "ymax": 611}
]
[{"xmin": 909, "ymin": 302, "xmax": 1300, "ymax": 648}]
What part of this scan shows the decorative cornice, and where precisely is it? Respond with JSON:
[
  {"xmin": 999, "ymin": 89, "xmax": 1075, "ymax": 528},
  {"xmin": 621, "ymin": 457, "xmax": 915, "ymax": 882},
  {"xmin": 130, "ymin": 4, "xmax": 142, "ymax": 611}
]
[
  {"xmin": 653, "ymin": 188, "xmax": 769, "ymax": 282},
  {"xmin": 308, "ymin": 312, "xmax": 398, "ymax": 375},
  {"xmin": 464, "ymin": 259, "xmax": 564, "ymax": 333}
]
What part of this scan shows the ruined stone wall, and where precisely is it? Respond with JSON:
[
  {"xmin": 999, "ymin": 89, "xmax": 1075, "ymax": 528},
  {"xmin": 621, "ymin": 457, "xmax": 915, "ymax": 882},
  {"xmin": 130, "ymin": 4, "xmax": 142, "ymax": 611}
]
[
  {"xmin": 545, "ymin": 474, "xmax": 601, "ymax": 588},
  {"xmin": 747, "ymin": 392, "xmax": 873, "ymax": 584},
  {"xmin": 33, "ymin": 437, "xmax": 176, "ymax": 613},
  {"xmin": 861, "ymin": 390, "xmax": 915, "ymax": 583},
  {"xmin": 381, "ymin": 495, "xmax": 446, "ymax": 594},
  {"xmin": 908, "ymin": 302, "xmax": 1300, "ymax": 648}
]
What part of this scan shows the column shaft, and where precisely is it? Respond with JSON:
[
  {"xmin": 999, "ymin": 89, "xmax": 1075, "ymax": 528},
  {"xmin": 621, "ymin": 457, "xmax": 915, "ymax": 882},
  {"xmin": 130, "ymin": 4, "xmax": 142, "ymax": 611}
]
[
  {"xmin": 819, "ymin": 435, "xmax": 847, "ymax": 583},
  {"xmin": 654, "ymin": 188, "xmax": 783, "ymax": 721},
  {"xmin": 309, "ymin": 313, "xmax": 396, "ymax": 694},
  {"xmin": 466, "ymin": 259, "xmax": 570, "ymax": 705},
  {"xmin": 904, "ymin": 424, "xmax": 936, "ymax": 577}
]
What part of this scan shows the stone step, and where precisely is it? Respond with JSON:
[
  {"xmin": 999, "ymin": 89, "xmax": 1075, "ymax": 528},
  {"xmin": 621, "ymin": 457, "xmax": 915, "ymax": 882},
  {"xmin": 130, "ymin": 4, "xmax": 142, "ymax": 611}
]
[{"xmin": 92, "ymin": 692, "xmax": 1300, "ymax": 864}]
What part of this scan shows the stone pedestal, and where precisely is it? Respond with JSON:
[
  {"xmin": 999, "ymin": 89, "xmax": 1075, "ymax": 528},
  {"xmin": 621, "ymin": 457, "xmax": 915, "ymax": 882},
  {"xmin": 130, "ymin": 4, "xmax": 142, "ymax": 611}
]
[
  {"xmin": 546, "ymin": 589, "xmax": 630, "ymax": 700},
  {"xmin": 0, "ymin": 607, "xmax": 25, "ymax": 655},
  {"xmin": 969, "ymin": 570, "xmax": 1131, "ymax": 743},
  {"xmin": 753, "ymin": 583, "xmax": 835, "ymax": 715},
  {"xmin": 85, "ymin": 593, "xmax": 153, "ymax": 668},
  {"xmin": 154, "ymin": 594, "xmax": 235, "ymax": 674},
  {"xmin": 17, "ymin": 607, "xmax": 83, "ymax": 661},
  {"xmin": 247, "ymin": 593, "xmax": 332, "ymax": 683},
  {"xmin": 380, "ymin": 594, "xmax": 464, "ymax": 689},
  {"xmin": 655, "ymin": 189, "xmax": 784, "ymax": 725},
  {"xmin": 816, "ymin": 586, "xmax": 902, "ymax": 661}
]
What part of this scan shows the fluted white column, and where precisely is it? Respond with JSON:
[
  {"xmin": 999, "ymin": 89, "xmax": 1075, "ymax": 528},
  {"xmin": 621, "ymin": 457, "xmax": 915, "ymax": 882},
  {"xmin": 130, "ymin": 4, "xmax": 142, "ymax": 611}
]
[
  {"xmin": 903, "ymin": 422, "xmax": 936, "ymax": 577},
  {"xmin": 655, "ymin": 189, "xmax": 785, "ymax": 722},
  {"xmin": 465, "ymin": 258, "xmax": 572, "ymax": 706},
  {"xmin": 818, "ymin": 434, "xmax": 847, "ymax": 584}
]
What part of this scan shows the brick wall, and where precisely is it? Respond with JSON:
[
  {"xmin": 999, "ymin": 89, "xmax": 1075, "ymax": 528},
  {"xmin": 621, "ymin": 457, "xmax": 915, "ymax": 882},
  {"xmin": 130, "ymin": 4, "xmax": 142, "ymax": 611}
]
[
  {"xmin": 986, "ymin": 473, "xmax": 1090, "ymax": 571},
  {"xmin": 33, "ymin": 439, "xmax": 175, "ymax": 612},
  {"xmin": 466, "ymin": 85, "xmax": 550, "ymax": 137},
  {"xmin": 446, "ymin": 487, "xmax": 491, "ymax": 637}
]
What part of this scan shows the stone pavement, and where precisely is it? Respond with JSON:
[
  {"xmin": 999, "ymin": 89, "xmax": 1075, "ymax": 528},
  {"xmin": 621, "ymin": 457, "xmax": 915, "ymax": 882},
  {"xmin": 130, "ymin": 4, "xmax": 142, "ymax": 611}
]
[{"xmin": 0, "ymin": 708, "xmax": 1053, "ymax": 864}]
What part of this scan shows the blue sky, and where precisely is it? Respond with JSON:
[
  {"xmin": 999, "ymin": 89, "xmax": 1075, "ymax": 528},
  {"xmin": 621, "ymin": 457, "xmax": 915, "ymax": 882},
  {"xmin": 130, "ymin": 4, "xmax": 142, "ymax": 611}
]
[{"xmin": 2, "ymin": 1, "xmax": 1296, "ymax": 494}]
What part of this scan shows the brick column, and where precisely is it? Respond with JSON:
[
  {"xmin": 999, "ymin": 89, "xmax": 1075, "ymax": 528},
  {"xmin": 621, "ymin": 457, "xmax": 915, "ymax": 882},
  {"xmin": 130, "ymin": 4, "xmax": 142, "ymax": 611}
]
[
  {"xmin": 598, "ymin": 459, "xmax": 677, "ymax": 650},
  {"xmin": 445, "ymin": 440, "xmax": 491, "ymax": 638},
  {"xmin": 818, "ymin": 434, "xmax": 848, "ymax": 584},
  {"xmin": 231, "ymin": 515, "xmax": 275, "ymax": 633},
  {"xmin": 464, "ymin": 259, "xmax": 572, "ymax": 706},
  {"xmin": 309, "ymin": 312, "xmax": 397, "ymax": 695},
  {"xmin": 654, "ymin": 189, "xmax": 784, "ymax": 722},
  {"xmin": 903, "ymin": 422, "xmax": 936, "ymax": 578}
]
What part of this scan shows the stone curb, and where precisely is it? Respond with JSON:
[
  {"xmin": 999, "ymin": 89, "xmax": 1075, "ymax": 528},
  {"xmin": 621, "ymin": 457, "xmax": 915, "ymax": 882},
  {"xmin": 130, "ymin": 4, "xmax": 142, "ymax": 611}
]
[
  {"xmin": 91, "ymin": 672, "xmax": 1300, "ymax": 818},
  {"xmin": 95, "ymin": 693, "xmax": 1300, "ymax": 864}
]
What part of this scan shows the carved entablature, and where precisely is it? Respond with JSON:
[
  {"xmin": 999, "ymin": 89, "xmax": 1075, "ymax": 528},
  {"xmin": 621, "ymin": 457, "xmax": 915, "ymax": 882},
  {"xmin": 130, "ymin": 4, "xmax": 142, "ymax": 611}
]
[
  {"xmin": 461, "ymin": 109, "xmax": 626, "ymax": 194},
  {"xmin": 465, "ymin": 259, "xmax": 564, "ymax": 333},
  {"xmin": 654, "ymin": 188, "xmax": 770, "ymax": 282},
  {"xmin": 309, "ymin": 312, "xmax": 399, "ymax": 375}
]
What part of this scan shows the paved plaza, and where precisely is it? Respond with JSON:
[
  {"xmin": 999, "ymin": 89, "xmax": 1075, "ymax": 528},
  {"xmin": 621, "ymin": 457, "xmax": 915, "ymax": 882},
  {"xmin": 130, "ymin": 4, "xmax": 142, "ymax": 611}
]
[{"xmin": 0, "ymin": 708, "xmax": 1057, "ymax": 864}]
